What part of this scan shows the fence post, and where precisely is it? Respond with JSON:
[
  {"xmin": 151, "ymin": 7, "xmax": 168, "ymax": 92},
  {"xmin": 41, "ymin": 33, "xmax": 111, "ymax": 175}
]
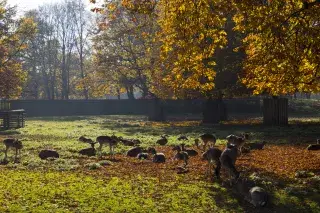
[
  {"xmin": 263, "ymin": 97, "xmax": 288, "ymax": 125},
  {"xmin": 148, "ymin": 98, "xmax": 166, "ymax": 121},
  {"xmin": 202, "ymin": 98, "xmax": 227, "ymax": 124}
]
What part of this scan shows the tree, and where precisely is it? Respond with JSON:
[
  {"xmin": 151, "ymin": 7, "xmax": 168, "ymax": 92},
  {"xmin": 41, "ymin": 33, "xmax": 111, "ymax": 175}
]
[
  {"xmin": 0, "ymin": 0, "xmax": 36, "ymax": 99},
  {"xmin": 71, "ymin": 0, "xmax": 93, "ymax": 99},
  {"xmin": 156, "ymin": 0, "xmax": 228, "ymax": 99},
  {"xmin": 92, "ymin": 0, "xmax": 160, "ymax": 99},
  {"xmin": 21, "ymin": 0, "xmax": 93, "ymax": 100},
  {"xmin": 233, "ymin": 0, "xmax": 320, "ymax": 96}
]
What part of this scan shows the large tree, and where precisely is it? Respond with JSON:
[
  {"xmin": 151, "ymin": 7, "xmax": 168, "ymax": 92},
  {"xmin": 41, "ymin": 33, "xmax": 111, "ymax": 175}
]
[
  {"xmin": 233, "ymin": 0, "xmax": 320, "ymax": 95},
  {"xmin": 92, "ymin": 0, "xmax": 160, "ymax": 99},
  {"xmin": 0, "ymin": 0, "xmax": 36, "ymax": 99}
]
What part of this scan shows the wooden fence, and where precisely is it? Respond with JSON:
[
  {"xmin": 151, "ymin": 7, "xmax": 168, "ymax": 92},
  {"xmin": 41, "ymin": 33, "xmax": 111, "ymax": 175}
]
[
  {"xmin": 0, "ymin": 100, "xmax": 25, "ymax": 129},
  {"xmin": 263, "ymin": 98, "xmax": 288, "ymax": 125}
]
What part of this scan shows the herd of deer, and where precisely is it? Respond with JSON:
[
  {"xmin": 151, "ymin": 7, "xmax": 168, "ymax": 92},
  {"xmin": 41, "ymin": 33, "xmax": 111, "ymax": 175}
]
[{"xmin": 2, "ymin": 135, "xmax": 319, "ymax": 208}]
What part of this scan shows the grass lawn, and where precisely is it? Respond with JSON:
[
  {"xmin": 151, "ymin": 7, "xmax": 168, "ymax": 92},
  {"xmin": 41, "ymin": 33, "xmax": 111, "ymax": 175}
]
[{"xmin": 0, "ymin": 115, "xmax": 319, "ymax": 212}]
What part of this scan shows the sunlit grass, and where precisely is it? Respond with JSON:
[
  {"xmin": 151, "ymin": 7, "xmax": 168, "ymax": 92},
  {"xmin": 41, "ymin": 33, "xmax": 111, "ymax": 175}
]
[{"xmin": 0, "ymin": 115, "xmax": 319, "ymax": 212}]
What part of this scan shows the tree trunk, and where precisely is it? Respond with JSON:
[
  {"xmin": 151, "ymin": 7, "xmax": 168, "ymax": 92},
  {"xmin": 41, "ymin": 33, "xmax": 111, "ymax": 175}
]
[{"xmin": 126, "ymin": 85, "xmax": 135, "ymax": 100}]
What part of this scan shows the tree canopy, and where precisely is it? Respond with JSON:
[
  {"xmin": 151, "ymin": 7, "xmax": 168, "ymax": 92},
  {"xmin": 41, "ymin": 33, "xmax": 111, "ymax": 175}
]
[
  {"xmin": 233, "ymin": 0, "xmax": 320, "ymax": 95},
  {"xmin": 0, "ymin": 0, "xmax": 36, "ymax": 99}
]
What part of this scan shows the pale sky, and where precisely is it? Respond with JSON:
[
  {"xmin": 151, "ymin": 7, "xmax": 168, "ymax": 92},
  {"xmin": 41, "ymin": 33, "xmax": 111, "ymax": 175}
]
[{"xmin": 7, "ymin": 0, "xmax": 93, "ymax": 14}]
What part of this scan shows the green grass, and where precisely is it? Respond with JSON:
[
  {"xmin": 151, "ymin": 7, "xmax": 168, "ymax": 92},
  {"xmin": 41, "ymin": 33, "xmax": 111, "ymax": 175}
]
[
  {"xmin": 0, "ymin": 115, "xmax": 319, "ymax": 212},
  {"xmin": 0, "ymin": 170, "xmax": 242, "ymax": 213}
]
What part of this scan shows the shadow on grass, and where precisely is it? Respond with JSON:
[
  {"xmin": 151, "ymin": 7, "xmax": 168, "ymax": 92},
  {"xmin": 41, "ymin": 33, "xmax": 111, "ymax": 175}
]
[{"xmin": 0, "ymin": 129, "xmax": 21, "ymax": 135}]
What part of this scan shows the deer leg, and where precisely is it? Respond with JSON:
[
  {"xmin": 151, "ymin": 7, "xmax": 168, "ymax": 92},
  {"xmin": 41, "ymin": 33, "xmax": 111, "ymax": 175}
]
[
  {"xmin": 215, "ymin": 160, "xmax": 221, "ymax": 179},
  {"xmin": 203, "ymin": 141, "xmax": 207, "ymax": 151},
  {"xmin": 14, "ymin": 148, "xmax": 18, "ymax": 162},
  {"xmin": 98, "ymin": 143, "xmax": 103, "ymax": 152},
  {"xmin": 183, "ymin": 156, "xmax": 188, "ymax": 168},
  {"xmin": 4, "ymin": 146, "xmax": 9, "ymax": 160}
]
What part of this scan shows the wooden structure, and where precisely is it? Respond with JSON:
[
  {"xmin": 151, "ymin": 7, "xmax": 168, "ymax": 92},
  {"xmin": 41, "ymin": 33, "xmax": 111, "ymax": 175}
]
[
  {"xmin": 148, "ymin": 98, "xmax": 166, "ymax": 121},
  {"xmin": 202, "ymin": 99, "xmax": 227, "ymax": 124},
  {"xmin": 263, "ymin": 98, "xmax": 288, "ymax": 125},
  {"xmin": 0, "ymin": 100, "xmax": 25, "ymax": 129}
]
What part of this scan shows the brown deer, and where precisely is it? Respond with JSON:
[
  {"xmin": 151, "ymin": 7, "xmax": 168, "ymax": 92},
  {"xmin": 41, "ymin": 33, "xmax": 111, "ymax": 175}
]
[
  {"xmin": 148, "ymin": 147, "xmax": 166, "ymax": 163},
  {"xmin": 220, "ymin": 144, "xmax": 240, "ymax": 183},
  {"xmin": 202, "ymin": 147, "xmax": 222, "ymax": 179},
  {"xmin": 234, "ymin": 178, "xmax": 269, "ymax": 207},
  {"xmin": 181, "ymin": 143, "xmax": 198, "ymax": 156},
  {"xmin": 307, "ymin": 139, "xmax": 320, "ymax": 150},
  {"xmin": 195, "ymin": 133, "xmax": 216, "ymax": 151},
  {"xmin": 226, "ymin": 133, "xmax": 249, "ymax": 155},
  {"xmin": 96, "ymin": 135, "xmax": 118, "ymax": 159},
  {"xmin": 172, "ymin": 145, "xmax": 189, "ymax": 167},
  {"xmin": 156, "ymin": 135, "xmax": 168, "ymax": 146},
  {"xmin": 3, "ymin": 138, "xmax": 23, "ymax": 162}
]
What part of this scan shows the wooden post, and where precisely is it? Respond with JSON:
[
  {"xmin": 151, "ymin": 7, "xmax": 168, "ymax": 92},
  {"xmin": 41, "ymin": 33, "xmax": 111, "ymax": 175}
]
[
  {"xmin": 148, "ymin": 98, "xmax": 166, "ymax": 121},
  {"xmin": 202, "ymin": 98, "xmax": 227, "ymax": 124},
  {"xmin": 263, "ymin": 97, "xmax": 288, "ymax": 125}
]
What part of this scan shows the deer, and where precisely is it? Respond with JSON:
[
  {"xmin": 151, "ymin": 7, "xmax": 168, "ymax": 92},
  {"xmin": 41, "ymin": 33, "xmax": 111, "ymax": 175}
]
[
  {"xmin": 202, "ymin": 147, "xmax": 222, "ymax": 180},
  {"xmin": 78, "ymin": 136, "xmax": 94, "ymax": 144},
  {"xmin": 172, "ymin": 145, "xmax": 189, "ymax": 167},
  {"xmin": 96, "ymin": 135, "xmax": 119, "ymax": 159},
  {"xmin": 234, "ymin": 178, "xmax": 269, "ymax": 207},
  {"xmin": 3, "ymin": 138, "xmax": 23, "ymax": 162},
  {"xmin": 181, "ymin": 143, "xmax": 198, "ymax": 156},
  {"xmin": 148, "ymin": 147, "xmax": 166, "ymax": 163},
  {"xmin": 220, "ymin": 144, "xmax": 240, "ymax": 184},
  {"xmin": 156, "ymin": 135, "xmax": 168, "ymax": 146},
  {"xmin": 247, "ymin": 141, "xmax": 267, "ymax": 150},
  {"xmin": 178, "ymin": 135, "xmax": 188, "ymax": 141},
  {"xmin": 226, "ymin": 133, "xmax": 249, "ymax": 155},
  {"xmin": 78, "ymin": 136, "xmax": 97, "ymax": 156},
  {"xmin": 195, "ymin": 133, "xmax": 216, "ymax": 151},
  {"xmin": 307, "ymin": 139, "xmax": 320, "ymax": 150}
]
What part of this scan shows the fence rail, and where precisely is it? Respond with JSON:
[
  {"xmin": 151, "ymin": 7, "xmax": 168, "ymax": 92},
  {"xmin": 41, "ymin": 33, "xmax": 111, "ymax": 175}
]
[{"xmin": 9, "ymin": 99, "xmax": 262, "ymax": 117}]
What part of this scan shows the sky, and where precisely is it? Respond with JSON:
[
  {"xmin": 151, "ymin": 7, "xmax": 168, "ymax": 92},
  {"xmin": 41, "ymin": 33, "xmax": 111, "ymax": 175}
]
[{"xmin": 7, "ymin": 0, "xmax": 93, "ymax": 15}]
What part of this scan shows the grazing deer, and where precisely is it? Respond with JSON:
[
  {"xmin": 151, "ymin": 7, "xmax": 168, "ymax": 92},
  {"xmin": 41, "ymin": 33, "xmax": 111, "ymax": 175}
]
[
  {"xmin": 196, "ymin": 133, "xmax": 216, "ymax": 151},
  {"xmin": 181, "ymin": 143, "xmax": 198, "ymax": 156},
  {"xmin": 96, "ymin": 135, "xmax": 118, "ymax": 159},
  {"xmin": 172, "ymin": 145, "xmax": 189, "ymax": 167},
  {"xmin": 202, "ymin": 147, "xmax": 222, "ymax": 179},
  {"xmin": 307, "ymin": 139, "xmax": 320, "ymax": 150},
  {"xmin": 178, "ymin": 135, "xmax": 188, "ymax": 141},
  {"xmin": 137, "ymin": 152, "xmax": 149, "ymax": 160},
  {"xmin": 247, "ymin": 141, "xmax": 266, "ymax": 150},
  {"xmin": 156, "ymin": 135, "xmax": 168, "ymax": 146},
  {"xmin": 126, "ymin": 146, "xmax": 143, "ymax": 157},
  {"xmin": 148, "ymin": 147, "xmax": 166, "ymax": 163},
  {"xmin": 3, "ymin": 138, "xmax": 23, "ymax": 162},
  {"xmin": 78, "ymin": 136, "xmax": 94, "ymax": 144},
  {"xmin": 220, "ymin": 144, "xmax": 240, "ymax": 182},
  {"xmin": 39, "ymin": 149, "xmax": 59, "ymax": 160}
]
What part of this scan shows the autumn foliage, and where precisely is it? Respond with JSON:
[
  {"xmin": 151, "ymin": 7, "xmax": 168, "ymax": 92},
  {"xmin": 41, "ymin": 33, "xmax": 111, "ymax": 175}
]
[
  {"xmin": 233, "ymin": 0, "xmax": 320, "ymax": 95},
  {"xmin": 0, "ymin": 1, "xmax": 36, "ymax": 99},
  {"xmin": 91, "ymin": 0, "xmax": 320, "ymax": 98}
]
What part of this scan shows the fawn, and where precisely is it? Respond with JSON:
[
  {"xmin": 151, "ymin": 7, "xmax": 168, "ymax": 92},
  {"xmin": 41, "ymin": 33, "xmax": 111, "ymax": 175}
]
[
  {"xmin": 3, "ymin": 138, "xmax": 23, "ymax": 162},
  {"xmin": 96, "ymin": 135, "xmax": 118, "ymax": 159}
]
